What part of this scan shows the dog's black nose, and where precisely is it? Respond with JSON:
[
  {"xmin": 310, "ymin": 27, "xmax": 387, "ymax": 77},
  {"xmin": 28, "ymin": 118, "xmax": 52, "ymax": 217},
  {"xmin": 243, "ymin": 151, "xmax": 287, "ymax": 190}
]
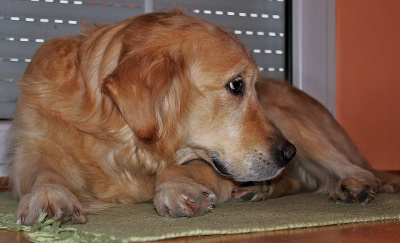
[{"xmin": 276, "ymin": 141, "xmax": 296, "ymax": 166}]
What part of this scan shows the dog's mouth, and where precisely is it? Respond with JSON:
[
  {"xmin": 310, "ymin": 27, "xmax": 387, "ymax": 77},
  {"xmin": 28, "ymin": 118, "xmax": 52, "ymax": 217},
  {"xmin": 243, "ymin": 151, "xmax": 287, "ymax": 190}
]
[{"xmin": 211, "ymin": 156, "xmax": 231, "ymax": 176}]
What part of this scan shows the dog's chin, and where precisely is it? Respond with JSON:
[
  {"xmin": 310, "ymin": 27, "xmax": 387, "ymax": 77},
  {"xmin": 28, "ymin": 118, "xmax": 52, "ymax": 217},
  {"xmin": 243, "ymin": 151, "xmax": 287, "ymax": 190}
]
[
  {"xmin": 233, "ymin": 167, "xmax": 284, "ymax": 182},
  {"xmin": 211, "ymin": 156, "xmax": 285, "ymax": 182},
  {"xmin": 264, "ymin": 167, "xmax": 284, "ymax": 181}
]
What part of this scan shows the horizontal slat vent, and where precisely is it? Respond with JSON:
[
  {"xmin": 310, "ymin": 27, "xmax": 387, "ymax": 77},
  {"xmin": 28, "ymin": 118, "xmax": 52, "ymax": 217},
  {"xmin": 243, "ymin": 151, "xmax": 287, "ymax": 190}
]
[{"xmin": 0, "ymin": 0, "xmax": 286, "ymax": 119}]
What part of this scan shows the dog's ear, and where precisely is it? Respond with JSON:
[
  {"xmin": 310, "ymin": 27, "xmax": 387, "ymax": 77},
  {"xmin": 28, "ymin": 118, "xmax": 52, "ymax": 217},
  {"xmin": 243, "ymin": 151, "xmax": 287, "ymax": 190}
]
[{"xmin": 103, "ymin": 51, "xmax": 184, "ymax": 142}]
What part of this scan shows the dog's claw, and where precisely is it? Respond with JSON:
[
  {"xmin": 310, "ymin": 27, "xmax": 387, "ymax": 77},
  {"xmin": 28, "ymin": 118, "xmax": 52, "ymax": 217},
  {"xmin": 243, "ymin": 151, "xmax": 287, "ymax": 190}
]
[{"xmin": 233, "ymin": 181, "xmax": 270, "ymax": 202}]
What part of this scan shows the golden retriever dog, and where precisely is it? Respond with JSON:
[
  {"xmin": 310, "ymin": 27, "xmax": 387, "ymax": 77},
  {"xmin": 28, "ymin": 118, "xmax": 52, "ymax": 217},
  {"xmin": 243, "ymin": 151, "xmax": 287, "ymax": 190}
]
[{"xmin": 6, "ymin": 11, "xmax": 400, "ymax": 225}]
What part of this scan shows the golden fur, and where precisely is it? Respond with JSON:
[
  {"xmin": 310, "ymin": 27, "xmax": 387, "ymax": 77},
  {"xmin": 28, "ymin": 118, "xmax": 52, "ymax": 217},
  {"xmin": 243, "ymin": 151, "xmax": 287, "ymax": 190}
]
[{"xmin": 6, "ymin": 11, "xmax": 400, "ymax": 225}]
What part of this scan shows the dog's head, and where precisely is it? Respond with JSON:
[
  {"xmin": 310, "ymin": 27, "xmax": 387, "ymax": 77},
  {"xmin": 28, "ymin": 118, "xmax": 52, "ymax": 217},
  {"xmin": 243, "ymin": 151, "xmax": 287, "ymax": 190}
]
[{"xmin": 102, "ymin": 11, "xmax": 295, "ymax": 182}]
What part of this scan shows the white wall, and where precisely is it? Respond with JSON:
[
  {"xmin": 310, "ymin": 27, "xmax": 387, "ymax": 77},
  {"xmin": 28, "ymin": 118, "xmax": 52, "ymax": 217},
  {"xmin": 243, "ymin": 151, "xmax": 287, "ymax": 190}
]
[
  {"xmin": 292, "ymin": 0, "xmax": 336, "ymax": 115},
  {"xmin": 0, "ymin": 121, "xmax": 11, "ymax": 177}
]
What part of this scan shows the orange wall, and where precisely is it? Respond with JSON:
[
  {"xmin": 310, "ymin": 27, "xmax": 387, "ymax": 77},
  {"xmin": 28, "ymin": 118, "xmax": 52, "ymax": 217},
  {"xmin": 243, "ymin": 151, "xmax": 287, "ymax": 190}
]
[{"xmin": 336, "ymin": 0, "xmax": 400, "ymax": 170}]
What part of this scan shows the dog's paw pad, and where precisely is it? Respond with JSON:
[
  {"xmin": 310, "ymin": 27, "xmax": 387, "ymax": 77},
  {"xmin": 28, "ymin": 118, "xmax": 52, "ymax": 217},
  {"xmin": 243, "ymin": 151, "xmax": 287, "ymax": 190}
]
[
  {"xmin": 330, "ymin": 177, "xmax": 377, "ymax": 204},
  {"xmin": 356, "ymin": 189, "xmax": 368, "ymax": 202}
]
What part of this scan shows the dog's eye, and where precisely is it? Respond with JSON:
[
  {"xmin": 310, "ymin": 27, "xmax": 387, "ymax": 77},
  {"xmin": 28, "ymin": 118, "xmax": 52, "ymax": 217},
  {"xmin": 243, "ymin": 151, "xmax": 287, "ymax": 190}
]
[{"xmin": 226, "ymin": 75, "xmax": 244, "ymax": 95}]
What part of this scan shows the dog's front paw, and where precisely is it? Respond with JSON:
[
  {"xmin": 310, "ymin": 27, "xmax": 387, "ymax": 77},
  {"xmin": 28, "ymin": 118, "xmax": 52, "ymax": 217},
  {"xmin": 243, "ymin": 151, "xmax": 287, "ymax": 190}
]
[
  {"xmin": 233, "ymin": 181, "xmax": 270, "ymax": 201},
  {"xmin": 330, "ymin": 177, "xmax": 377, "ymax": 204},
  {"xmin": 16, "ymin": 184, "xmax": 86, "ymax": 225},
  {"xmin": 153, "ymin": 178, "xmax": 217, "ymax": 217}
]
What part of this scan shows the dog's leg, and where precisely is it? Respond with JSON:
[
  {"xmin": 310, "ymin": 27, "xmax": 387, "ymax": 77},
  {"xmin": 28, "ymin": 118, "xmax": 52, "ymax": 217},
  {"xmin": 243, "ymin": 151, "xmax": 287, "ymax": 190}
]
[
  {"xmin": 256, "ymin": 79, "xmax": 383, "ymax": 204},
  {"xmin": 286, "ymin": 120, "xmax": 381, "ymax": 205},
  {"xmin": 292, "ymin": 128, "xmax": 380, "ymax": 204},
  {"xmin": 12, "ymin": 166, "xmax": 86, "ymax": 225},
  {"xmin": 153, "ymin": 160, "xmax": 234, "ymax": 217}
]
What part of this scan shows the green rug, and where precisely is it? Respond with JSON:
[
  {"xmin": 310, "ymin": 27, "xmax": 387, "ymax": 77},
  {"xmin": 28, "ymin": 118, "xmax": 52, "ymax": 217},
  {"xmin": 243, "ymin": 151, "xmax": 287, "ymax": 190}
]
[{"xmin": 0, "ymin": 192, "xmax": 399, "ymax": 242}]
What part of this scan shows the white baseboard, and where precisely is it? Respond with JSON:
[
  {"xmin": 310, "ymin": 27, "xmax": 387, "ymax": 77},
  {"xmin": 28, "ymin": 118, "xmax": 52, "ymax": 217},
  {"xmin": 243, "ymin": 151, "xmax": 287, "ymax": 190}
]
[{"xmin": 0, "ymin": 121, "xmax": 11, "ymax": 177}]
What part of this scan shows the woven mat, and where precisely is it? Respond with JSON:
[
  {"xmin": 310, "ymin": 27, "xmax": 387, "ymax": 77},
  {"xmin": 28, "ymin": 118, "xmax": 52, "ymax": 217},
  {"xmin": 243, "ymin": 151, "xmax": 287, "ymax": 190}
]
[{"xmin": 1, "ymin": 192, "xmax": 400, "ymax": 242}]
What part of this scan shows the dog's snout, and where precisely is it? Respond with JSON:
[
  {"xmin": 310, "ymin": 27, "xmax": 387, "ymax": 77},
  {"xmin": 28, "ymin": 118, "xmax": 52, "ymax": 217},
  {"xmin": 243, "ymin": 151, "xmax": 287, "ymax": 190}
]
[{"xmin": 276, "ymin": 141, "xmax": 296, "ymax": 166}]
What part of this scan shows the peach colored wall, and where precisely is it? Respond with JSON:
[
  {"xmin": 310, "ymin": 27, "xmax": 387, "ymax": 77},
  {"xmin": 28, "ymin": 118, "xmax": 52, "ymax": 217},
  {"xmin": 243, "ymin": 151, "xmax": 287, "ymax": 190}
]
[{"xmin": 336, "ymin": 0, "xmax": 400, "ymax": 170}]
